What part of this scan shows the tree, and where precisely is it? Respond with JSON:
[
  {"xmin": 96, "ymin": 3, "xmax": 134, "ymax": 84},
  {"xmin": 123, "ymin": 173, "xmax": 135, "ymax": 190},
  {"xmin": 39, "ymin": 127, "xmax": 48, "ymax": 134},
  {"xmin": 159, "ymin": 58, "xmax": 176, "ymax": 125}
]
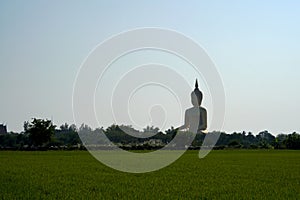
[
  {"xmin": 275, "ymin": 134, "xmax": 287, "ymax": 149},
  {"xmin": 25, "ymin": 118, "xmax": 56, "ymax": 147},
  {"xmin": 257, "ymin": 130, "xmax": 275, "ymax": 149},
  {"xmin": 69, "ymin": 124, "xmax": 77, "ymax": 132},
  {"xmin": 257, "ymin": 130, "xmax": 275, "ymax": 142},
  {"xmin": 285, "ymin": 132, "xmax": 300, "ymax": 149},
  {"xmin": 60, "ymin": 123, "xmax": 69, "ymax": 131},
  {"xmin": 143, "ymin": 126, "xmax": 159, "ymax": 134}
]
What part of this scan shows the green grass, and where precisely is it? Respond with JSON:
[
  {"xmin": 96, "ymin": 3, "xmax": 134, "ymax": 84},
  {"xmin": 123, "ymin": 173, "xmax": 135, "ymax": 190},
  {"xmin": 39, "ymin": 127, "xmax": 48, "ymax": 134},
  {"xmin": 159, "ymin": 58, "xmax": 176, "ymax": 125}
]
[{"xmin": 0, "ymin": 150, "xmax": 299, "ymax": 199}]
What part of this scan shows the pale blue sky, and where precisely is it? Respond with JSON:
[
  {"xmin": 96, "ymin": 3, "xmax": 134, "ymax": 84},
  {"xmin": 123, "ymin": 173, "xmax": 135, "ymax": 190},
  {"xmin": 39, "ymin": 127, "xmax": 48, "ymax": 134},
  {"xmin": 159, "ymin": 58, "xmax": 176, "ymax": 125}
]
[{"xmin": 1, "ymin": 1, "xmax": 299, "ymax": 134}]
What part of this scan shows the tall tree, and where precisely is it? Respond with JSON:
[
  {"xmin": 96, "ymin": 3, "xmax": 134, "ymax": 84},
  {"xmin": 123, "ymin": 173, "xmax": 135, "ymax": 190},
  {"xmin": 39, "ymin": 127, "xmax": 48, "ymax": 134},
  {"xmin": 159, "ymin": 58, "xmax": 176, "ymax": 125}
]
[{"xmin": 25, "ymin": 118, "xmax": 56, "ymax": 146}]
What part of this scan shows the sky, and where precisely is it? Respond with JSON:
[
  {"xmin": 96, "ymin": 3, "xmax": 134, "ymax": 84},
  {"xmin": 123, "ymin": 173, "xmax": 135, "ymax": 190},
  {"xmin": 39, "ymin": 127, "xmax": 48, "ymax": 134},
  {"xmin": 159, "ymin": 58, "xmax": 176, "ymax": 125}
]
[{"xmin": 0, "ymin": 1, "xmax": 299, "ymax": 134}]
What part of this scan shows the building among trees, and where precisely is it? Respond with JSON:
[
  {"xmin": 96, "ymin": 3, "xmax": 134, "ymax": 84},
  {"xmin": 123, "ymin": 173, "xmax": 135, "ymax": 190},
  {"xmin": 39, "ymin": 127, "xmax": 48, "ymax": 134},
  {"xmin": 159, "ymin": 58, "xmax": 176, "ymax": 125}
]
[{"xmin": 0, "ymin": 124, "xmax": 7, "ymax": 134}]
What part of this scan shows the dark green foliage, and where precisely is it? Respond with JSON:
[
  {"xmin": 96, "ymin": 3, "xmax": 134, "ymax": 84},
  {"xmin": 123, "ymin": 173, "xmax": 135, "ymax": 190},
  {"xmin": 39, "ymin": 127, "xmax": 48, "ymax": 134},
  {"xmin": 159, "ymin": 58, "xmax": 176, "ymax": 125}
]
[
  {"xmin": 25, "ymin": 118, "xmax": 56, "ymax": 147},
  {"xmin": 285, "ymin": 132, "xmax": 300, "ymax": 149},
  {"xmin": 1, "ymin": 120, "xmax": 300, "ymax": 150},
  {"xmin": 227, "ymin": 140, "xmax": 241, "ymax": 148},
  {"xmin": 55, "ymin": 123, "xmax": 80, "ymax": 145}
]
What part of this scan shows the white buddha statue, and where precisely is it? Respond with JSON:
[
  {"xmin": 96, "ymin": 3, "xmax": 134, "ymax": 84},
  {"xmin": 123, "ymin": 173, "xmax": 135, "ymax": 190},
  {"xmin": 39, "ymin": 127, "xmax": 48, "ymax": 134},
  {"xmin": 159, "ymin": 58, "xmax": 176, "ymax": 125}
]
[{"xmin": 178, "ymin": 79, "xmax": 207, "ymax": 134}]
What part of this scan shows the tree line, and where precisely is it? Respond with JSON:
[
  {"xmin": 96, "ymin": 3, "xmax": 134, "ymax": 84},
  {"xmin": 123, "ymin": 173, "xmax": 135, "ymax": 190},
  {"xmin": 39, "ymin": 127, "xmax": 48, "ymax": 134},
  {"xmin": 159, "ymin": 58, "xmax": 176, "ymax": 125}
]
[{"xmin": 0, "ymin": 118, "xmax": 299, "ymax": 150}]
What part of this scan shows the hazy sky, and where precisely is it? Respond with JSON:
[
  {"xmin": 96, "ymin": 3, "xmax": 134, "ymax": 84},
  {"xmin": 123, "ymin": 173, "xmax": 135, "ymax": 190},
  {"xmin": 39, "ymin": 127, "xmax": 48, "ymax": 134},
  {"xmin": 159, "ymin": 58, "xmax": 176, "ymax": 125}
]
[{"xmin": 1, "ymin": 1, "xmax": 299, "ymax": 134}]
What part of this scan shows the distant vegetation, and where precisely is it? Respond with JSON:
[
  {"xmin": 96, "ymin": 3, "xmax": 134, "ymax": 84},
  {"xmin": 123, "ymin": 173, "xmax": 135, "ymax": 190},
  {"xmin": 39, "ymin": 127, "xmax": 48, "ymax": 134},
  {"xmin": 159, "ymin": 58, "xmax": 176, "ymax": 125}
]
[{"xmin": 0, "ymin": 118, "xmax": 299, "ymax": 150}]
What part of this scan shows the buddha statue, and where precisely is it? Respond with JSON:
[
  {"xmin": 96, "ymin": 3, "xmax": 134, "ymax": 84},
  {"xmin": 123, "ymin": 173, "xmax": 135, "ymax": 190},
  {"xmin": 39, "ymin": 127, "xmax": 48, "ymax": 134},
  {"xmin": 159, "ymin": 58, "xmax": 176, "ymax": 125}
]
[{"xmin": 178, "ymin": 79, "xmax": 207, "ymax": 134}]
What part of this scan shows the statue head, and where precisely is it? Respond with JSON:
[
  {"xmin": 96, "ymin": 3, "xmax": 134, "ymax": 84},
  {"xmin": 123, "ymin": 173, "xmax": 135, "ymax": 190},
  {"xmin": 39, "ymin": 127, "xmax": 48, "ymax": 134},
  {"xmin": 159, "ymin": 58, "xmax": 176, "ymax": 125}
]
[{"xmin": 191, "ymin": 79, "xmax": 203, "ymax": 106}]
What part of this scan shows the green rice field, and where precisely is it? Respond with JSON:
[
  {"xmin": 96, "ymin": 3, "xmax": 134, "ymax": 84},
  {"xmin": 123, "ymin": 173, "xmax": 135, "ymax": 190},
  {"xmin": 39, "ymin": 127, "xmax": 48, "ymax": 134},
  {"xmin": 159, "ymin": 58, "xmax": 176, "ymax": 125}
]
[{"xmin": 0, "ymin": 150, "xmax": 299, "ymax": 199}]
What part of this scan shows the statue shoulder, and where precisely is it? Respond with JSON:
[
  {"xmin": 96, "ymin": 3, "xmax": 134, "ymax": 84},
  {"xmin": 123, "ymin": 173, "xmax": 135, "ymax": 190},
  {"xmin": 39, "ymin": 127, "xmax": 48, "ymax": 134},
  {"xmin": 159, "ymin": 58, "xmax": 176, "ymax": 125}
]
[
  {"xmin": 185, "ymin": 107, "xmax": 195, "ymax": 113},
  {"xmin": 199, "ymin": 106, "xmax": 207, "ymax": 113}
]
